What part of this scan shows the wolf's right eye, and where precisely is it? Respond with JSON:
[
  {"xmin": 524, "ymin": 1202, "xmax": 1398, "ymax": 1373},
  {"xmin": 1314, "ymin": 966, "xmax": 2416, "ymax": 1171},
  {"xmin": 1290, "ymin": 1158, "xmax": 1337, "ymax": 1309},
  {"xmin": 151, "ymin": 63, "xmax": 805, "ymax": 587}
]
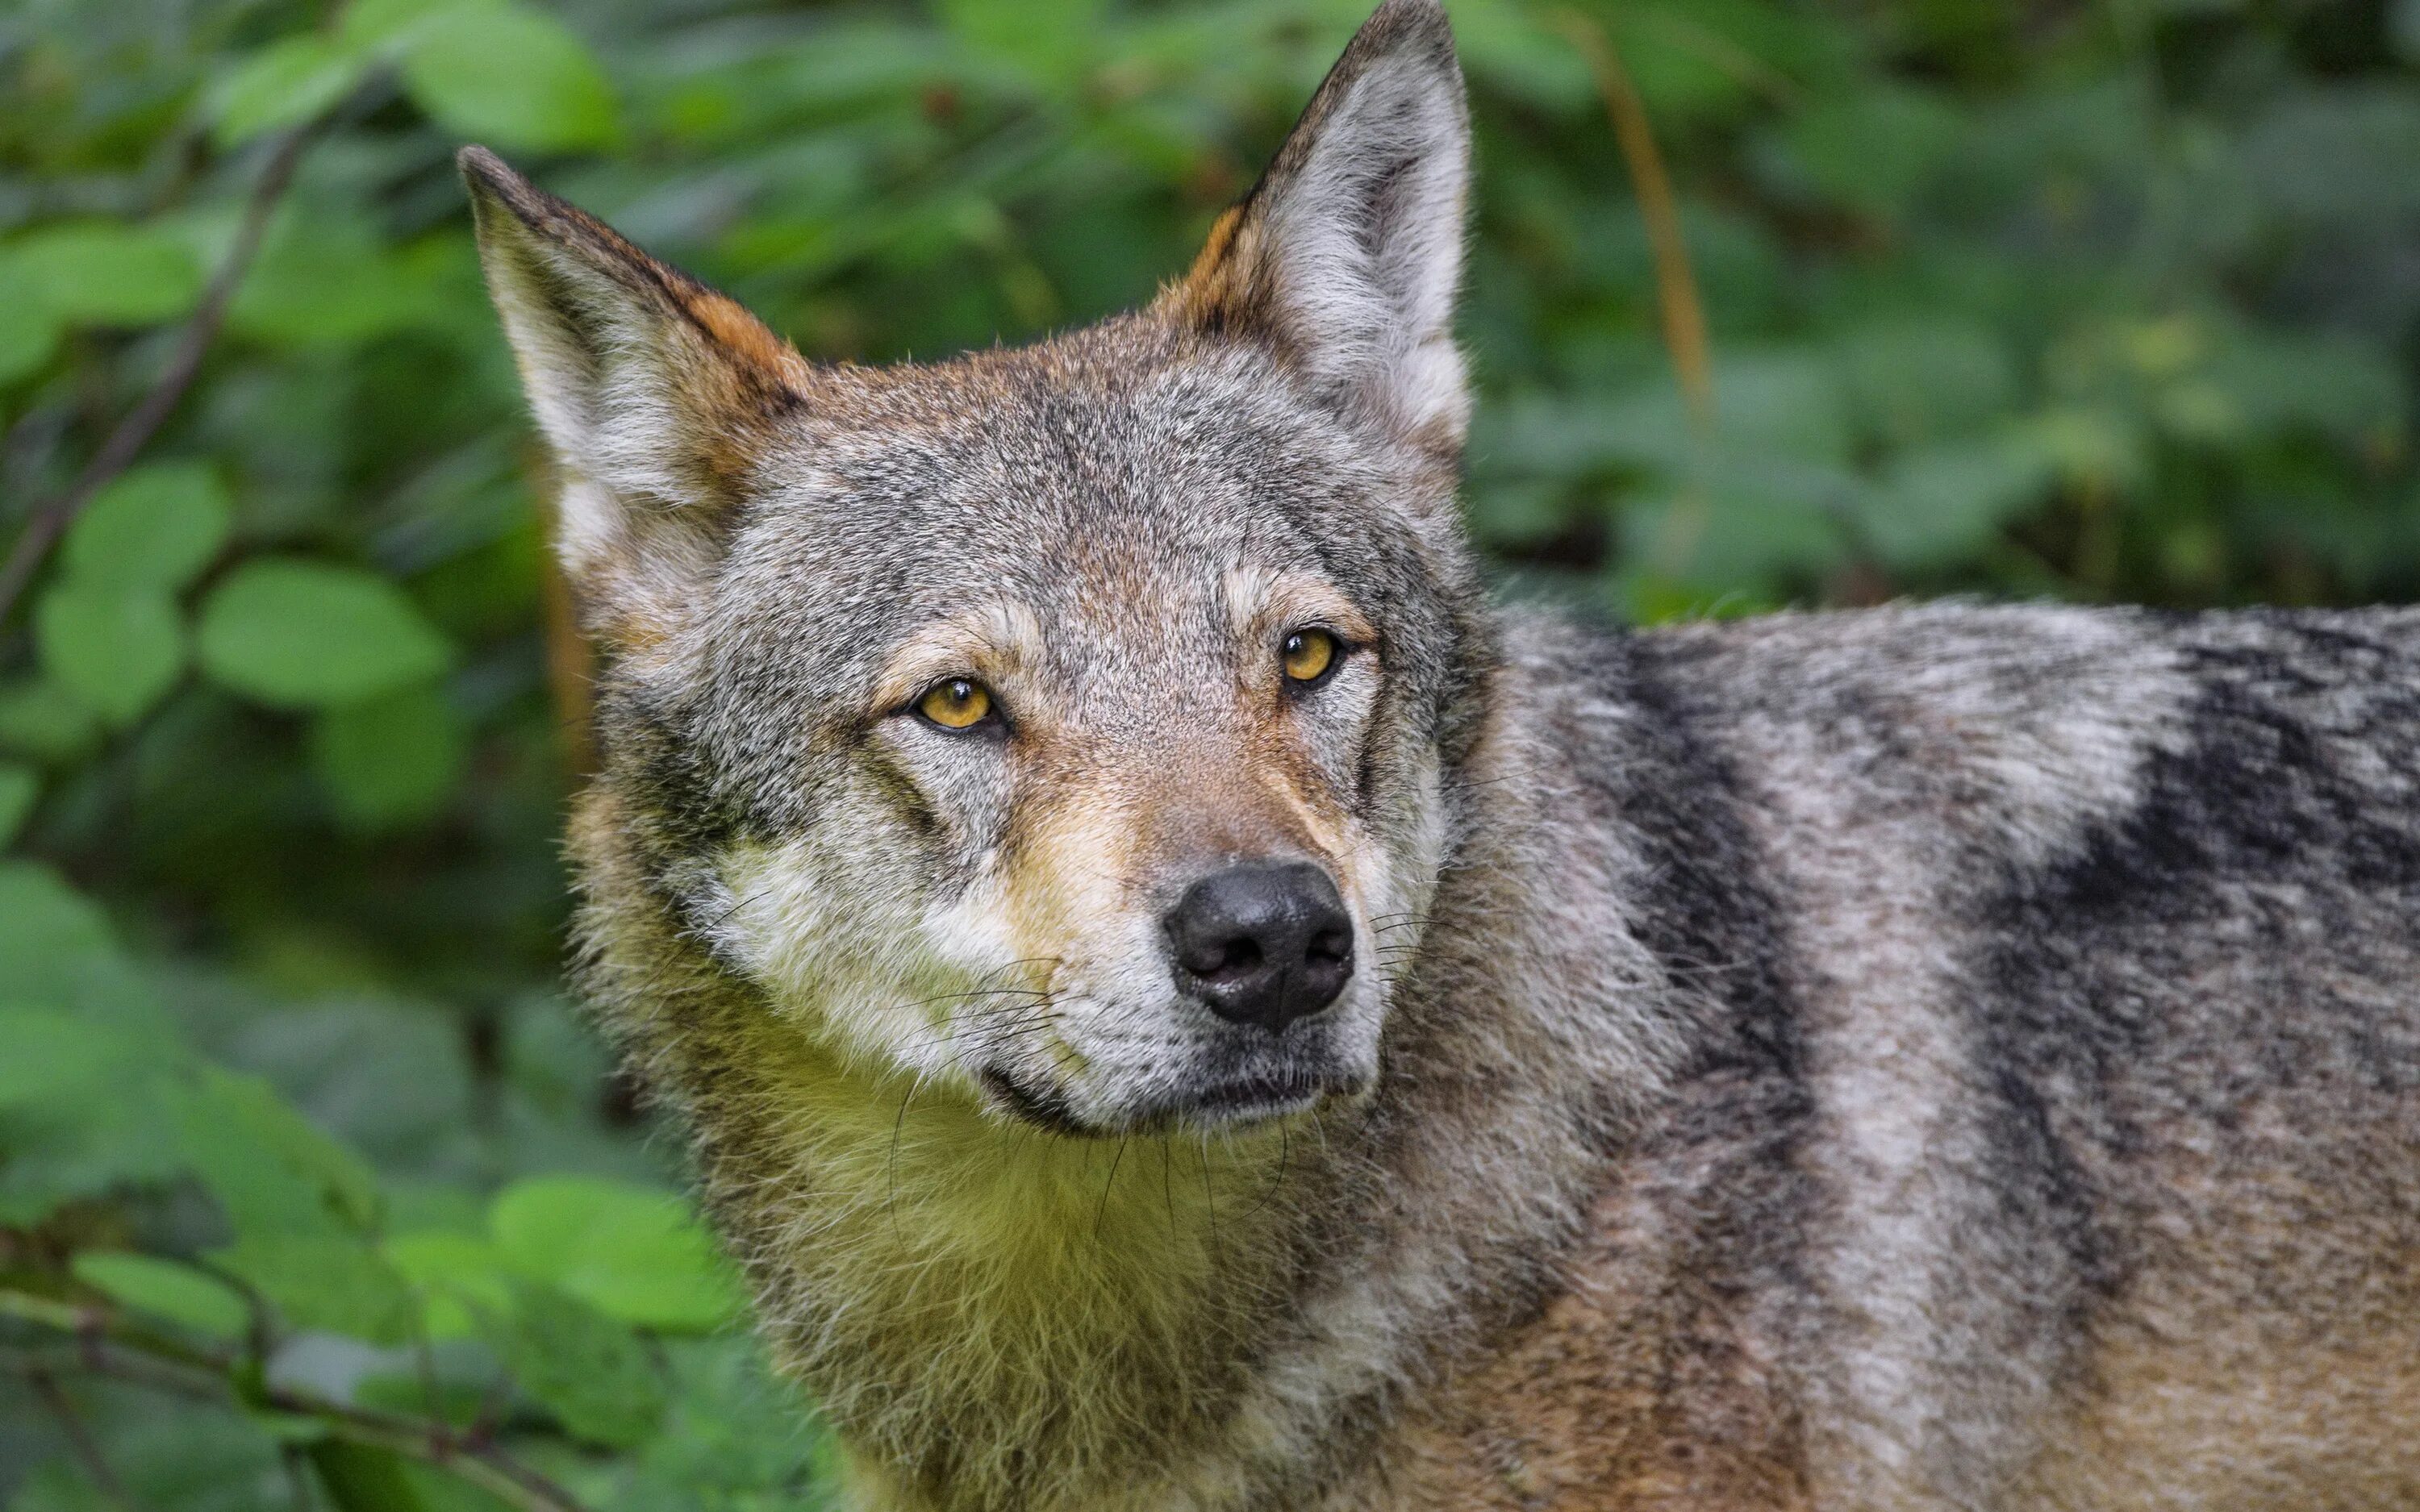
[{"xmin": 914, "ymin": 678, "xmax": 996, "ymax": 731}]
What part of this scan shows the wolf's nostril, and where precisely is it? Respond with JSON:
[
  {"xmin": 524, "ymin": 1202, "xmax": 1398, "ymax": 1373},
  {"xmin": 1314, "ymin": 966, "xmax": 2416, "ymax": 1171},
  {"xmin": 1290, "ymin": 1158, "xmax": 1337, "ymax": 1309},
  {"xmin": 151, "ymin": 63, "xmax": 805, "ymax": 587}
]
[
  {"xmin": 1214, "ymin": 939, "xmax": 1263, "ymax": 975},
  {"xmin": 1162, "ymin": 862, "xmax": 1355, "ymax": 1031}
]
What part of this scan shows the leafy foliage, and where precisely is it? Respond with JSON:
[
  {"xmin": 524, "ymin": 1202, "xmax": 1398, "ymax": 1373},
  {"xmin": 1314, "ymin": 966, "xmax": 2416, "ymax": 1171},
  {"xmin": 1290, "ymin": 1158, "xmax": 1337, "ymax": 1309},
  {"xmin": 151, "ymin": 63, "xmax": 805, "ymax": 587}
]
[{"xmin": 3, "ymin": 0, "xmax": 2418, "ymax": 1506}]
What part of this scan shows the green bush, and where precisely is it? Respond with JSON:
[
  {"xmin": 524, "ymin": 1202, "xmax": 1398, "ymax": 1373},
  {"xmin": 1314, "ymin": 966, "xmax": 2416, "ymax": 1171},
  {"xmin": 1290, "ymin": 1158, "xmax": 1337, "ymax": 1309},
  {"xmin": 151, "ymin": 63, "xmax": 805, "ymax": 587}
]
[{"xmin": 3, "ymin": 0, "xmax": 2416, "ymax": 1506}]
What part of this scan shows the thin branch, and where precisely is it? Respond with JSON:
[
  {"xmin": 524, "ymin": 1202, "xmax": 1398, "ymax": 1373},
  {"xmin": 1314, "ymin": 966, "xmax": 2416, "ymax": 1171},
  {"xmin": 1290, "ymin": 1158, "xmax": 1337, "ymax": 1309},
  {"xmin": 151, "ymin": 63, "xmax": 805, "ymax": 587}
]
[
  {"xmin": 27, "ymin": 1368, "xmax": 143, "ymax": 1512},
  {"xmin": 281, "ymin": 1445, "xmax": 320, "ymax": 1512},
  {"xmin": 0, "ymin": 109, "xmax": 328, "ymax": 623},
  {"xmin": 1555, "ymin": 9, "xmax": 1714, "ymax": 434},
  {"xmin": 0, "ymin": 1289, "xmax": 591, "ymax": 1512},
  {"xmin": 1555, "ymin": 9, "xmax": 1721, "ymax": 581}
]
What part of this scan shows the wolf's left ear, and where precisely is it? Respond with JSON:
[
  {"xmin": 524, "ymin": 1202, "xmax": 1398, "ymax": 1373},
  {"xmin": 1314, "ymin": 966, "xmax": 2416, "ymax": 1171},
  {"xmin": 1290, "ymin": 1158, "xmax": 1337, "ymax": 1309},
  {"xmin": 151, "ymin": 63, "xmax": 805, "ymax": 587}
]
[
  {"xmin": 1161, "ymin": 0, "xmax": 1470, "ymax": 450},
  {"xmin": 461, "ymin": 147, "xmax": 809, "ymax": 642}
]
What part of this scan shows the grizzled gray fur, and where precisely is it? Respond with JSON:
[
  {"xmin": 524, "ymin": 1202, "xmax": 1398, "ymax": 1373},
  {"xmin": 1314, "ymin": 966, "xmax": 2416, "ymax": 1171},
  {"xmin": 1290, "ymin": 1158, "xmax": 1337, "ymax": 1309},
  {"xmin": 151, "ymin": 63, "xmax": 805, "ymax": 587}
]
[{"xmin": 461, "ymin": 1, "xmax": 2420, "ymax": 1506}]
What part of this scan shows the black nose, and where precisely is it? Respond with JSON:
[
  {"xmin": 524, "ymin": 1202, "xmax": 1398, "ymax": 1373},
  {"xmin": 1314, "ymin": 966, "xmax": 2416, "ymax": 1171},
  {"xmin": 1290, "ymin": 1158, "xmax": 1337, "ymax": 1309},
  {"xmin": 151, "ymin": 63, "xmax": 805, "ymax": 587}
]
[{"xmin": 1164, "ymin": 863, "xmax": 1354, "ymax": 1031}]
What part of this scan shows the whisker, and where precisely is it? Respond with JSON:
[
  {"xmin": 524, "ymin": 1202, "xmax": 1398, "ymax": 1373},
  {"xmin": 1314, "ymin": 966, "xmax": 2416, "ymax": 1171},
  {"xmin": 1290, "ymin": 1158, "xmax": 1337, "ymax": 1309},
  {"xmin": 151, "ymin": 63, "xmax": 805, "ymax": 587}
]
[
  {"xmin": 926, "ymin": 1004, "xmax": 1057, "ymax": 1050},
  {"xmin": 1244, "ymin": 1125, "xmax": 1291, "ymax": 1220},
  {"xmin": 1095, "ymin": 1135, "xmax": 1131, "ymax": 1240},
  {"xmin": 686, "ymin": 885, "xmax": 775, "ymax": 940},
  {"xmin": 887, "ymin": 1083, "xmax": 916, "ymax": 1235},
  {"xmin": 1158, "ymin": 1139, "xmax": 1177, "ymax": 1239}
]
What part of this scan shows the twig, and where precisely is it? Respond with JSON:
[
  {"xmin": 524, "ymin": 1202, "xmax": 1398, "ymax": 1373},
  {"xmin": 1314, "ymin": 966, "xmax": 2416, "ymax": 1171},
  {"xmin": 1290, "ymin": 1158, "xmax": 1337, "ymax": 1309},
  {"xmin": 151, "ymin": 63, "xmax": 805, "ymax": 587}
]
[
  {"xmin": 27, "ymin": 1368, "xmax": 143, "ymax": 1511},
  {"xmin": 0, "ymin": 110, "xmax": 327, "ymax": 623},
  {"xmin": 1, "ymin": 403, "xmax": 74, "ymax": 513},
  {"xmin": 281, "ymin": 1445, "xmax": 320, "ymax": 1512},
  {"xmin": 0, "ymin": 1289, "xmax": 591, "ymax": 1512},
  {"xmin": 1555, "ymin": 9, "xmax": 1713, "ymax": 434},
  {"xmin": 1555, "ymin": 9, "xmax": 1721, "ymax": 580}
]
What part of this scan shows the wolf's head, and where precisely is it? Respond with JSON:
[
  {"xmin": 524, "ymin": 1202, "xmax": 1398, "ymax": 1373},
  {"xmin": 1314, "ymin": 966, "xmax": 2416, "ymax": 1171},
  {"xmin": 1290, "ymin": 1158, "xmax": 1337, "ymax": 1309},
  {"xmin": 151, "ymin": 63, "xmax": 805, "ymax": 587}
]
[{"xmin": 467, "ymin": 0, "xmax": 1489, "ymax": 1138}]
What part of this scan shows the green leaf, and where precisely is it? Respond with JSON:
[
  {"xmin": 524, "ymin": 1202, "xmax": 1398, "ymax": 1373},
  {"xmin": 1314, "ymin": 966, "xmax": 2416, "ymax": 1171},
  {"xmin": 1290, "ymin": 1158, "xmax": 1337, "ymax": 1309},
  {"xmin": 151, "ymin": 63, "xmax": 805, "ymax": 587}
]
[
  {"xmin": 62, "ymin": 464, "xmax": 234, "ymax": 592},
  {"xmin": 232, "ymin": 221, "xmax": 446, "ymax": 348},
  {"xmin": 0, "ymin": 863, "xmax": 118, "ymax": 1006},
  {"xmin": 197, "ymin": 559, "xmax": 453, "ymax": 710},
  {"xmin": 1450, "ymin": 0, "xmax": 1596, "ymax": 113},
  {"xmin": 2243, "ymin": 88, "xmax": 2420, "ymax": 226},
  {"xmin": 2397, "ymin": 0, "xmax": 2420, "ymax": 62},
  {"xmin": 7, "ymin": 221, "xmax": 203, "ymax": 327},
  {"xmin": 1858, "ymin": 435, "xmax": 2055, "ymax": 572},
  {"xmin": 212, "ymin": 34, "xmax": 363, "ymax": 147},
  {"xmin": 938, "ymin": 0, "xmax": 1104, "ymax": 84},
  {"xmin": 400, "ymin": 2, "xmax": 619, "ymax": 152},
  {"xmin": 0, "ymin": 1084, "xmax": 186, "ymax": 1226},
  {"xmin": 0, "ymin": 256, "xmax": 61, "ymax": 385},
  {"xmin": 481, "ymin": 1278, "xmax": 667, "ymax": 1447},
  {"xmin": 1838, "ymin": 320, "xmax": 2018, "ymax": 449},
  {"xmin": 35, "ymin": 582, "xmax": 186, "ymax": 726},
  {"xmin": 1623, "ymin": 459, "xmax": 1856, "ymax": 588},
  {"xmin": 218, "ymin": 1231, "xmax": 419, "ymax": 1344},
  {"xmin": 490, "ymin": 1176, "xmax": 744, "ymax": 1333},
  {"xmin": 310, "ymin": 684, "xmax": 466, "ymax": 831},
  {"xmin": 344, "ymin": 0, "xmax": 501, "ymax": 54},
  {"xmin": 386, "ymin": 1230, "xmax": 514, "ymax": 1340},
  {"xmin": 0, "ymin": 761, "xmax": 34, "ymax": 845},
  {"xmin": 0, "ymin": 679, "xmax": 100, "ymax": 765},
  {"xmin": 2205, "ymin": 329, "xmax": 2408, "ymax": 446},
  {"xmin": 307, "ymin": 1442, "xmax": 453, "ymax": 1512},
  {"xmin": 72, "ymin": 1252, "xmax": 251, "ymax": 1338},
  {"xmin": 177, "ymin": 1065, "xmax": 384, "ymax": 1240},
  {"xmin": 633, "ymin": 1335, "xmax": 827, "ymax": 1496},
  {"xmin": 1783, "ymin": 86, "xmax": 1965, "ymax": 219},
  {"xmin": 0, "ymin": 1006, "xmax": 139, "ymax": 1110},
  {"xmin": 0, "ymin": 996, "xmax": 177, "ymax": 1225}
]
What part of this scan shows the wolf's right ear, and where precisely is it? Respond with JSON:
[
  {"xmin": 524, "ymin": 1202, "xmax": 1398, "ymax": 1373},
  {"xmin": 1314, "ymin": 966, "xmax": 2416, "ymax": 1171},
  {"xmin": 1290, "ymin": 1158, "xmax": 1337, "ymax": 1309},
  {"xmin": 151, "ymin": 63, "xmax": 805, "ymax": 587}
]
[
  {"xmin": 1159, "ymin": 0, "xmax": 1471, "ymax": 452},
  {"xmin": 461, "ymin": 147, "xmax": 807, "ymax": 643}
]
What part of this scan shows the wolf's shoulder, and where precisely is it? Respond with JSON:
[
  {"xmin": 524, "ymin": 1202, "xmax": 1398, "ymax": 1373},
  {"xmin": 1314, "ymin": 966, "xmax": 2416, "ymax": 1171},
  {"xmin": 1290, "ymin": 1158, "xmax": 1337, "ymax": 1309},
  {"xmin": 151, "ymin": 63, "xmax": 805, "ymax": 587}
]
[
  {"xmin": 1506, "ymin": 599, "xmax": 2420, "ymax": 711},
  {"xmin": 1500, "ymin": 600, "xmax": 2420, "ymax": 755},
  {"xmin": 1495, "ymin": 599, "xmax": 2420, "ymax": 868}
]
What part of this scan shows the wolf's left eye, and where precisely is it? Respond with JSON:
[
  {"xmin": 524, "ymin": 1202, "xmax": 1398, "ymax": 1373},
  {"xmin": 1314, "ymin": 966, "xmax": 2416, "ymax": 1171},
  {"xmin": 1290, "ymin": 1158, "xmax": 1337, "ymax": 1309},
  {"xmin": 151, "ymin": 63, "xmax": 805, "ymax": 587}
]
[
  {"xmin": 915, "ymin": 678, "xmax": 996, "ymax": 731},
  {"xmin": 1282, "ymin": 628, "xmax": 1341, "ymax": 687}
]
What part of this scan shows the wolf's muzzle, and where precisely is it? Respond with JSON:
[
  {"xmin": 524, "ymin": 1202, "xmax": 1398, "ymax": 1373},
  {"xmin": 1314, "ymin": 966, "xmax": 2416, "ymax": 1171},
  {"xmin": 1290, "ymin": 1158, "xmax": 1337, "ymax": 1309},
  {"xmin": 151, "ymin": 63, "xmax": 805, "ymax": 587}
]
[{"xmin": 1163, "ymin": 862, "xmax": 1354, "ymax": 1031}]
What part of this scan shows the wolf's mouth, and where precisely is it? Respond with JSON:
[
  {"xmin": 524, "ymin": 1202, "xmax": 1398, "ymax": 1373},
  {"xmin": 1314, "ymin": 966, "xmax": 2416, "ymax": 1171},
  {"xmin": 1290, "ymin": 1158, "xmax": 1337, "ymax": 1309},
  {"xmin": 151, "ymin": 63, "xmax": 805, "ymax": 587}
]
[
  {"xmin": 978, "ymin": 1067, "xmax": 1095, "ymax": 1136},
  {"xmin": 982, "ymin": 1063, "xmax": 1364, "ymax": 1137},
  {"xmin": 1167, "ymin": 1068, "xmax": 1341, "ymax": 1124}
]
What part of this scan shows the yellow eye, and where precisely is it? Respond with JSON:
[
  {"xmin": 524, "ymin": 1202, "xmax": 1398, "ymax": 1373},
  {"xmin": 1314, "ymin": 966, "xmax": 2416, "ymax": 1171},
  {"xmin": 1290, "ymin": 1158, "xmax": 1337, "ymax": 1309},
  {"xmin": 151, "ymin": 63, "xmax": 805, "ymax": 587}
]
[
  {"xmin": 916, "ymin": 677, "xmax": 994, "ymax": 730},
  {"xmin": 1282, "ymin": 628, "xmax": 1339, "ymax": 685}
]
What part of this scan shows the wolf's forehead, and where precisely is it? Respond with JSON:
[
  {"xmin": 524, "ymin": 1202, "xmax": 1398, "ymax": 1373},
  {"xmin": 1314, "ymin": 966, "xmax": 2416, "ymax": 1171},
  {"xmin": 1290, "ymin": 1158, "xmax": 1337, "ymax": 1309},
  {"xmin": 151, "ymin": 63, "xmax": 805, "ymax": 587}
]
[
  {"xmin": 707, "ymin": 357, "xmax": 1392, "ymax": 696},
  {"xmin": 750, "ymin": 396, "xmax": 1350, "ymax": 584}
]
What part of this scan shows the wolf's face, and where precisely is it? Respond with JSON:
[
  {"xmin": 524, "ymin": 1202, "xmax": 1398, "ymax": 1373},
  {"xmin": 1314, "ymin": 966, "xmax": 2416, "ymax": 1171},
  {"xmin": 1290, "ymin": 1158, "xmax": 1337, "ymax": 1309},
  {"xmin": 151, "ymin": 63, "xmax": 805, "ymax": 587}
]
[{"xmin": 467, "ymin": 0, "xmax": 1482, "ymax": 1135}]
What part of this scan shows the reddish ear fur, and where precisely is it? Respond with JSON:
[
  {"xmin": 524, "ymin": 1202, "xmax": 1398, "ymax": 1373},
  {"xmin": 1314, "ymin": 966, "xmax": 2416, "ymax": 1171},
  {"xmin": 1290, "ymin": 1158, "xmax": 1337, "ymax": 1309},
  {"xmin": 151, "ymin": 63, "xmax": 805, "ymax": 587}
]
[{"xmin": 461, "ymin": 146, "xmax": 808, "ymax": 643}]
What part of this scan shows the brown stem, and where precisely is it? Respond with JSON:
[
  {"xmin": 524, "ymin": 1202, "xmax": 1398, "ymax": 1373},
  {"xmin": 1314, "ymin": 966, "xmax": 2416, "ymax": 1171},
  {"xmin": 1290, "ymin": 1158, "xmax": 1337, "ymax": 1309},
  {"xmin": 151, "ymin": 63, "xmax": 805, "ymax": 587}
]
[
  {"xmin": 0, "ymin": 103, "xmax": 330, "ymax": 623},
  {"xmin": 27, "ymin": 1368, "xmax": 144, "ymax": 1511},
  {"xmin": 1554, "ymin": 9, "xmax": 1721, "ymax": 581},
  {"xmin": 282, "ymin": 1445, "xmax": 320, "ymax": 1512},
  {"xmin": 1555, "ymin": 9, "xmax": 1714, "ymax": 433},
  {"xmin": 0, "ymin": 1290, "xmax": 590, "ymax": 1512}
]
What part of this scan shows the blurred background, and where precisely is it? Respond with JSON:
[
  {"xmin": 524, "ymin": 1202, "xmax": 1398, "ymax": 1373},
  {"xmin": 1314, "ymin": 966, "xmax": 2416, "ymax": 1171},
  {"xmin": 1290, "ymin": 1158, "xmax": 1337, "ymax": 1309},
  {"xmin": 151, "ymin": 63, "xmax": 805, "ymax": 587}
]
[{"xmin": 3, "ymin": 0, "xmax": 2418, "ymax": 1506}]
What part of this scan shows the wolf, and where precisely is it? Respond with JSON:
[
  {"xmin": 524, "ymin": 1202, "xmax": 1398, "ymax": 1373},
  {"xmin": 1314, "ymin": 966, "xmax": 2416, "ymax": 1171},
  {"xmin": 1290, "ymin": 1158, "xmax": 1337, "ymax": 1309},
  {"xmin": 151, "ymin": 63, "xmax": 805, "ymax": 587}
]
[{"xmin": 460, "ymin": 2, "xmax": 2420, "ymax": 1506}]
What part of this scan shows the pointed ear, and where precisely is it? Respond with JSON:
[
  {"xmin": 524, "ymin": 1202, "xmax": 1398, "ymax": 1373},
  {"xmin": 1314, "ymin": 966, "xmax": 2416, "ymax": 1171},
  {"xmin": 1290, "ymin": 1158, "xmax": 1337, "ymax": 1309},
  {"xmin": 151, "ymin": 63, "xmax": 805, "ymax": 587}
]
[
  {"xmin": 460, "ymin": 146, "xmax": 809, "ymax": 643},
  {"xmin": 1159, "ymin": 0, "xmax": 1470, "ymax": 451}
]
